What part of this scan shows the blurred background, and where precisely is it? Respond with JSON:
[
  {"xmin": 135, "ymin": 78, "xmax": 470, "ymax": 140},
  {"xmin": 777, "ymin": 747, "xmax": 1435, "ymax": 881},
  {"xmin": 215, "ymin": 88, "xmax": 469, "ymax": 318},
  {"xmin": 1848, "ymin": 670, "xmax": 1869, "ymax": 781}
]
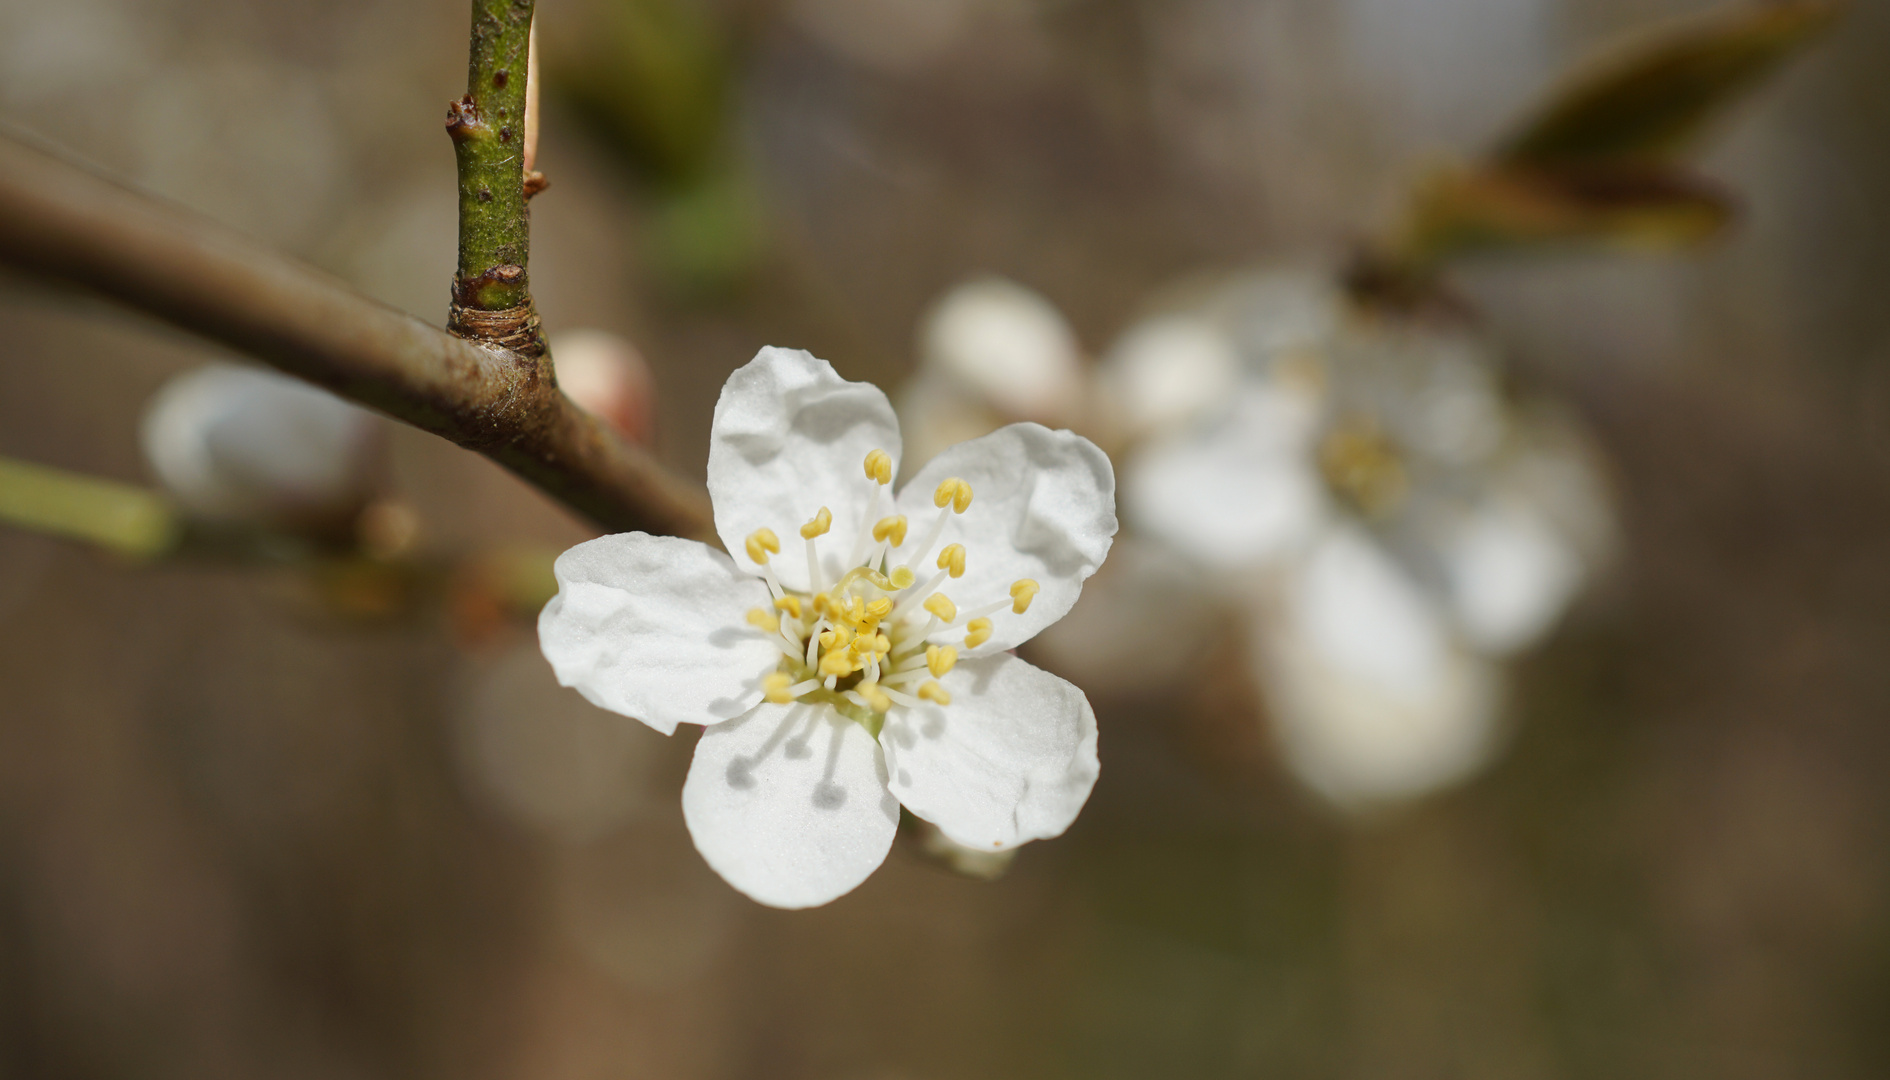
[{"xmin": 3, "ymin": 0, "xmax": 1890, "ymax": 1077}]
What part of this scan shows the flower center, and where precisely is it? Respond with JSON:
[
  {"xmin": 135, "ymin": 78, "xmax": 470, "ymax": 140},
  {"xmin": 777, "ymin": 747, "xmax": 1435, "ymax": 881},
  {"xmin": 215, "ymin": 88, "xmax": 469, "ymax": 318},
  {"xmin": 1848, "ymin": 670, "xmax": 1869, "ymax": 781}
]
[
  {"xmin": 1318, "ymin": 415, "xmax": 1407, "ymax": 517},
  {"xmin": 739, "ymin": 449, "xmax": 1038, "ymax": 736}
]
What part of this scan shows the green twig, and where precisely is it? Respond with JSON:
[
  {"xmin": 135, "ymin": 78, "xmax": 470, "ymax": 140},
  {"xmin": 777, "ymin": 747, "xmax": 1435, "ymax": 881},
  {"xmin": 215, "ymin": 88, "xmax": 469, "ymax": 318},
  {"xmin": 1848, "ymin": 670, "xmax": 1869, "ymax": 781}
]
[
  {"xmin": 446, "ymin": 0, "xmax": 544, "ymax": 354},
  {"xmin": 0, "ymin": 456, "xmax": 181, "ymax": 559}
]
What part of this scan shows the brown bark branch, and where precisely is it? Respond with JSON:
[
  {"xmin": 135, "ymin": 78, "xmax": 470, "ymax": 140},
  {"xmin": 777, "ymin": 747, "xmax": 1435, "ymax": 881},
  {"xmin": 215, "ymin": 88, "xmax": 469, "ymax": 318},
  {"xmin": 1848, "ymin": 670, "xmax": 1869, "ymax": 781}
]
[{"xmin": 0, "ymin": 131, "xmax": 714, "ymax": 543}]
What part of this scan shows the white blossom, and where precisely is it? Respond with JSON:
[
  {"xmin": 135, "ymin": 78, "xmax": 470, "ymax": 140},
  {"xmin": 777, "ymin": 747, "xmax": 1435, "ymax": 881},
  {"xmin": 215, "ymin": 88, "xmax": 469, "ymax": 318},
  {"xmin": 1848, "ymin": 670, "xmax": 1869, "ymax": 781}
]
[
  {"xmin": 539, "ymin": 347, "xmax": 1115, "ymax": 908},
  {"xmin": 140, "ymin": 363, "xmax": 382, "ymax": 530}
]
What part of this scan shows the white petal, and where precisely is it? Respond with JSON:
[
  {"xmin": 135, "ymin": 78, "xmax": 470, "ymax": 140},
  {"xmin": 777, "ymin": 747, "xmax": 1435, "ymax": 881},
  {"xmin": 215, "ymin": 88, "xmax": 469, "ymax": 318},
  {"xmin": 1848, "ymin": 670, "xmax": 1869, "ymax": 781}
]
[
  {"xmin": 1257, "ymin": 526, "xmax": 1505, "ymax": 806},
  {"xmin": 1442, "ymin": 499, "xmax": 1584, "ymax": 655},
  {"xmin": 707, "ymin": 347, "xmax": 902, "ymax": 592},
  {"xmin": 1124, "ymin": 386, "xmax": 1328, "ymax": 571},
  {"xmin": 1097, "ymin": 314, "xmax": 1241, "ymax": 440},
  {"xmin": 894, "ymin": 423, "xmax": 1116, "ymax": 655},
  {"xmin": 682, "ymin": 705, "xmax": 899, "ymax": 909},
  {"xmin": 538, "ymin": 533, "xmax": 780, "ymax": 736},
  {"xmin": 879, "ymin": 653, "xmax": 1099, "ymax": 851},
  {"xmin": 920, "ymin": 277, "xmax": 1084, "ymax": 425},
  {"xmin": 141, "ymin": 363, "xmax": 381, "ymax": 526}
]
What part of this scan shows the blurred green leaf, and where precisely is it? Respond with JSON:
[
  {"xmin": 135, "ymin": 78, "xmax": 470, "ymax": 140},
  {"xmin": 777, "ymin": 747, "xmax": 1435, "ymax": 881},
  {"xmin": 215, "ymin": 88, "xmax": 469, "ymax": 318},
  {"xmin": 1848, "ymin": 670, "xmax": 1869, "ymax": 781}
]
[
  {"xmin": 1401, "ymin": 164, "xmax": 1734, "ymax": 262},
  {"xmin": 1497, "ymin": 0, "xmax": 1841, "ymax": 170}
]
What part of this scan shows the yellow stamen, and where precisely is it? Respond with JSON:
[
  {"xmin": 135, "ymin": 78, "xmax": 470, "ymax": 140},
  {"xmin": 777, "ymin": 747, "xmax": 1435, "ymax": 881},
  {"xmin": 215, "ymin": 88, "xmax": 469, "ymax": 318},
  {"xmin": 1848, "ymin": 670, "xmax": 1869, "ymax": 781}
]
[
  {"xmin": 746, "ymin": 608, "xmax": 780, "ymax": 634},
  {"xmin": 864, "ymin": 597, "xmax": 894, "ymax": 621},
  {"xmin": 964, "ymin": 618, "xmax": 992, "ymax": 649},
  {"xmin": 1010, "ymin": 579, "xmax": 1040, "ymax": 614},
  {"xmin": 744, "ymin": 528, "xmax": 780, "ymax": 565},
  {"xmin": 917, "ymin": 680, "xmax": 952, "ymax": 705},
  {"xmin": 820, "ymin": 649, "xmax": 855, "ymax": 677},
  {"xmin": 858, "ymin": 682, "xmax": 892, "ymax": 713},
  {"xmin": 923, "ymin": 593, "xmax": 957, "ymax": 623},
  {"xmin": 864, "ymin": 449, "xmax": 893, "ymax": 486},
  {"xmin": 820, "ymin": 626, "xmax": 853, "ymax": 650},
  {"xmin": 933, "ymin": 477, "xmax": 973, "ymax": 513},
  {"xmin": 936, "ymin": 543, "xmax": 966, "ymax": 578},
  {"xmin": 871, "ymin": 633, "xmax": 892, "ymax": 655},
  {"xmin": 926, "ymin": 644, "xmax": 957, "ymax": 678},
  {"xmin": 774, "ymin": 595, "xmax": 803, "ymax": 619},
  {"xmin": 800, "ymin": 506, "xmax": 833, "ymax": 539},
  {"xmin": 763, "ymin": 672, "xmax": 795, "ymax": 704},
  {"xmin": 872, "ymin": 514, "xmax": 909, "ymax": 546},
  {"xmin": 888, "ymin": 566, "xmax": 916, "ymax": 589}
]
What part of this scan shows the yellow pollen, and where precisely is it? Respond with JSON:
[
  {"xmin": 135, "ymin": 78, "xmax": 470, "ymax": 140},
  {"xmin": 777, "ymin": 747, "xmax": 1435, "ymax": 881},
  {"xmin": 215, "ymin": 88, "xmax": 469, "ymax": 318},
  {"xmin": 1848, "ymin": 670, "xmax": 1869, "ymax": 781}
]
[
  {"xmin": 964, "ymin": 618, "xmax": 993, "ymax": 649},
  {"xmin": 800, "ymin": 506, "xmax": 833, "ymax": 539},
  {"xmin": 858, "ymin": 682, "xmax": 893, "ymax": 713},
  {"xmin": 820, "ymin": 650, "xmax": 854, "ymax": 677},
  {"xmin": 864, "ymin": 449, "xmax": 893, "ymax": 486},
  {"xmin": 923, "ymin": 593, "xmax": 957, "ymax": 623},
  {"xmin": 926, "ymin": 644, "xmax": 957, "ymax": 677},
  {"xmin": 936, "ymin": 543, "xmax": 967, "ymax": 578},
  {"xmin": 888, "ymin": 565, "xmax": 916, "ymax": 589},
  {"xmin": 773, "ymin": 595, "xmax": 803, "ymax": 619},
  {"xmin": 872, "ymin": 514, "xmax": 909, "ymax": 546},
  {"xmin": 745, "ymin": 607, "xmax": 780, "ymax": 634},
  {"xmin": 762, "ymin": 672, "xmax": 795, "ymax": 704},
  {"xmin": 744, "ymin": 528, "xmax": 780, "ymax": 565},
  {"xmin": 1010, "ymin": 579, "xmax": 1040, "ymax": 614},
  {"xmin": 864, "ymin": 597, "xmax": 894, "ymax": 621},
  {"xmin": 871, "ymin": 633, "xmax": 892, "ymax": 655},
  {"xmin": 820, "ymin": 626, "xmax": 852, "ymax": 650},
  {"xmin": 917, "ymin": 680, "xmax": 951, "ymax": 705},
  {"xmin": 812, "ymin": 592, "xmax": 833, "ymax": 615},
  {"xmin": 933, "ymin": 477, "xmax": 973, "ymax": 513},
  {"xmin": 845, "ymin": 595, "xmax": 866, "ymax": 625}
]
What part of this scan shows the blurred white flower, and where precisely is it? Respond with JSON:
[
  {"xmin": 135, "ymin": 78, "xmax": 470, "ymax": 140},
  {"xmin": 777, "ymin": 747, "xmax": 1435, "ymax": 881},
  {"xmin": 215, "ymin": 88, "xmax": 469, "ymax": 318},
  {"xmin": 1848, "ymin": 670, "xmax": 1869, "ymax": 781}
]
[
  {"xmin": 901, "ymin": 277, "xmax": 1086, "ymax": 465},
  {"xmin": 1112, "ymin": 269, "xmax": 1614, "ymax": 807},
  {"xmin": 553, "ymin": 328, "xmax": 657, "ymax": 446},
  {"xmin": 140, "ymin": 363, "xmax": 382, "ymax": 531},
  {"xmin": 539, "ymin": 347, "xmax": 1114, "ymax": 908}
]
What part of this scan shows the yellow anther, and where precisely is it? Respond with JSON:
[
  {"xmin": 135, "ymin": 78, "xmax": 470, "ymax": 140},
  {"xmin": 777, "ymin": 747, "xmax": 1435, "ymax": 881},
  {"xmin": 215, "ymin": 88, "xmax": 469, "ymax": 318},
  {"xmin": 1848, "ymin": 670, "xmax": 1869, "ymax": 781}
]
[
  {"xmin": 800, "ymin": 506, "xmax": 833, "ymax": 539},
  {"xmin": 858, "ymin": 682, "xmax": 893, "ymax": 713},
  {"xmin": 744, "ymin": 528, "xmax": 780, "ymax": 565},
  {"xmin": 746, "ymin": 608, "xmax": 780, "ymax": 634},
  {"xmin": 917, "ymin": 680, "xmax": 952, "ymax": 706},
  {"xmin": 774, "ymin": 595, "xmax": 803, "ymax": 620},
  {"xmin": 845, "ymin": 595, "xmax": 866, "ymax": 625},
  {"xmin": 1010, "ymin": 579, "xmax": 1040, "ymax": 614},
  {"xmin": 872, "ymin": 514, "xmax": 909, "ymax": 546},
  {"xmin": 923, "ymin": 593, "xmax": 957, "ymax": 623},
  {"xmin": 936, "ymin": 543, "xmax": 967, "ymax": 578},
  {"xmin": 811, "ymin": 592, "xmax": 832, "ymax": 615},
  {"xmin": 871, "ymin": 633, "xmax": 892, "ymax": 655},
  {"xmin": 888, "ymin": 566, "xmax": 916, "ymax": 589},
  {"xmin": 819, "ymin": 627, "xmax": 850, "ymax": 650},
  {"xmin": 820, "ymin": 650, "xmax": 855, "ymax": 678},
  {"xmin": 926, "ymin": 644, "xmax": 958, "ymax": 678},
  {"xmin": 864, "ymin": 597, "xmax": 894, "ymax": 621},
  {"xmin": 964, "ymin": 618, "xmax": 993, "ymax": 649},
  {"xmin": 864, "ymin": 449, "xmax": 893, "ymax": 486},
  {"xmin": 762, "ymin": 672, "xmax": 796, "ymax": 705},
  {"xmin": 933, "ymin": 477, "xmax": 973, "ymax": 513}
]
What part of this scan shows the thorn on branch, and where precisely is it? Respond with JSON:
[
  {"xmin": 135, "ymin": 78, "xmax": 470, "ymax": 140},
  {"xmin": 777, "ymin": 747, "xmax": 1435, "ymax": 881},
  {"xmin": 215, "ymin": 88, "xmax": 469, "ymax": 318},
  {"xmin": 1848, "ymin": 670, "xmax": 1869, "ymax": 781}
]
[{"xmin": 523, "ymin": 171, "xmax": 550, "ymax": 199}]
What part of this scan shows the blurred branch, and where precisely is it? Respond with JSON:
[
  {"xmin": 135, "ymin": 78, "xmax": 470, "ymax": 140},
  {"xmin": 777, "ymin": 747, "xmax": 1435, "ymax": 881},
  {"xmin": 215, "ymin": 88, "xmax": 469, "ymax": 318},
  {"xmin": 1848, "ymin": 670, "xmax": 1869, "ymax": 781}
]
[
  {"xmin": 0, "ymin": 132, "xmax": 715, "ymax": 542},
  {"xmin": 0, "ymin": 456, "xmax": 181, "ymax": 559},
  {"xmin": 447, "ymin": 0, "xmax": 545, "ymax": 352}
]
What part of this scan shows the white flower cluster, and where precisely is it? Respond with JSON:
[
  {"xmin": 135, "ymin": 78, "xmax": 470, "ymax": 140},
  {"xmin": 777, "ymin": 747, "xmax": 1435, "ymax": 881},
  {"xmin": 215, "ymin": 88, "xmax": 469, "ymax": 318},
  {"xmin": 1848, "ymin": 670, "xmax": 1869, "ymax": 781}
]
[{"xmin": 913, "ymin": 271, "xmax": 1615, "ymax": 808}]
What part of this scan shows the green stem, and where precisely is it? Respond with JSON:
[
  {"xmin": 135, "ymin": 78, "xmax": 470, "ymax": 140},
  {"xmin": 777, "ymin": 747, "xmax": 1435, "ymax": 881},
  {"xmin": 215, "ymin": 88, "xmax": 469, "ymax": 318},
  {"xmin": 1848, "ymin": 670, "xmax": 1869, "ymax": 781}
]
[
  {"xmin": 0, "ymin": 456, "xmax": 181, "ymax": 559},
  {"xmin": 448, "ymin": 0, "xmax": 538, "ymax": 323}
]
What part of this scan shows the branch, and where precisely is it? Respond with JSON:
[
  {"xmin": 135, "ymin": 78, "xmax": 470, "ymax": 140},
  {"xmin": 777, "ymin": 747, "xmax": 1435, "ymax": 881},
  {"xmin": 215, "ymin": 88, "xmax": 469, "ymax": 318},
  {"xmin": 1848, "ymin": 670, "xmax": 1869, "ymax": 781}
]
[
  {"xmin": 0, "ymin": 131, "xmax": 715, "ymax": 543},
  {"xmin": 447, "ymin": 0, "xmax": 544, "ymax": 353}
]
